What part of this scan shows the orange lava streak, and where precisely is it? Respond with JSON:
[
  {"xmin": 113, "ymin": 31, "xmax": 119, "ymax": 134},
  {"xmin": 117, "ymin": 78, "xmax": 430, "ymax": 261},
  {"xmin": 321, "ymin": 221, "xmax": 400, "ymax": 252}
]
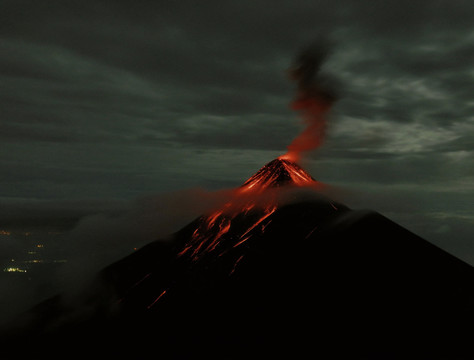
[
  {"xmin": 147, "ymin": 289, "xmax": 167, "ymax": 309},
  {"xmin": 202, "ymin": 218, "xmax": 231, "ymax": 253},
  {"xmin": 229, "ymin": 255, "xmax": 244, "ymax": 276},
  {"xmin": 178, "ymin": 198, "xmax": 278, "ymax": 261},
  {"xmin": 282, "ymin": 160, "xmax": 314, "ymax": 185},
  {"xmin": 233, "ymin": 236, "xmax": 251, "ymax": 249},
  {"xmin": 234, "ymin": 206, "xmax": 277, "ymax": 247}
]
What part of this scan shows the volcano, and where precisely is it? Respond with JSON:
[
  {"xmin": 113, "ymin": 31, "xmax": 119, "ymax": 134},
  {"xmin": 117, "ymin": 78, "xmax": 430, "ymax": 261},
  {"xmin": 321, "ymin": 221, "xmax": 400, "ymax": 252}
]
[
  {"xmin": 2, "ymin": 159, "xmax": 474, "ymax": 359},
  {"xmin": 240, "ymin": 158, "xmax": 316, "ymax": 190}
]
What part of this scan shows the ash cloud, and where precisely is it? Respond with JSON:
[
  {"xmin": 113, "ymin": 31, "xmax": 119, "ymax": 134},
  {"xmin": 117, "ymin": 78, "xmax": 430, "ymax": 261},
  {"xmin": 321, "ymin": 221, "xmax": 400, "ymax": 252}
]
[
  {"xmin": 289, "ymin": 39, "xmax": 337, "ymax": 101},
  {"xmin": 282, "ymin": 39, "xmax": 339, "ymax": 162}
]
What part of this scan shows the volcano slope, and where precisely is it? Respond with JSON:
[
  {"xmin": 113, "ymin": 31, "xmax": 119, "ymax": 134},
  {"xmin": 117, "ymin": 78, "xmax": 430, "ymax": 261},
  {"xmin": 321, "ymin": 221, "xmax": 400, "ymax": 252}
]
[{"xmin": 2, "ymin": 159, "xmax": 474, "ymax": 359}]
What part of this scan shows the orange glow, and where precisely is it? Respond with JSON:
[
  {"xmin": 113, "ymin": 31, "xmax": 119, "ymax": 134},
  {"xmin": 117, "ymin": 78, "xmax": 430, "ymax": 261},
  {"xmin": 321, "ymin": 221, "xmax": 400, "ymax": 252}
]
[
  {"xmin": 280, "ymin": 95, "xmax": 331, "ymax": 162},
  {"xmin": 305, "ymin": 225, "xmax": 318, "ymax": 239},
  {"xmin": 235, "ymin": 205, "xmax": 277, "ymax": 247},
  {"xmin": 177, "ymin": 158, "xmax": 316, "ymax": 263},
  {"xmin": 147, "ymin": 289, "xmax": 167, "ymax": 309},
  {"xmin": 240, "ymin": 158, "xmax": 315, "ymax": 193},
  {"xmin": 229, "ymin": 255, "xmax": 244, "ymax": 276}
]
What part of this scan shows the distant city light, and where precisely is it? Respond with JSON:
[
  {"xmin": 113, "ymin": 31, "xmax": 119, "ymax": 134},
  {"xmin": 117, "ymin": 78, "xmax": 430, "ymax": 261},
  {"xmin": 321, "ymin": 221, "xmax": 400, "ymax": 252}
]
[{"xmin": 3, "ymin": 267, "xmax": 27, "ymax": 273}]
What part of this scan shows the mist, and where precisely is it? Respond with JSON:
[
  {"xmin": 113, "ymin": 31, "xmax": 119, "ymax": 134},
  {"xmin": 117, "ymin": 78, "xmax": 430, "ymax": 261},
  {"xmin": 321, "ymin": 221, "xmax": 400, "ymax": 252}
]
[{"xmin": 0, "ymin": 188, "xmax": 233, "ymax": 325}]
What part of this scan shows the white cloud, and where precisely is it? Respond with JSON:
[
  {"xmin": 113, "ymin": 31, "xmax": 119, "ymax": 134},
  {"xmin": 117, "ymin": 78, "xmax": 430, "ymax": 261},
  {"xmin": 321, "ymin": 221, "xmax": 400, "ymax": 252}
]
[{"xmin": 331, "ymin": 116, "xmax": 461, "ymax": 154}]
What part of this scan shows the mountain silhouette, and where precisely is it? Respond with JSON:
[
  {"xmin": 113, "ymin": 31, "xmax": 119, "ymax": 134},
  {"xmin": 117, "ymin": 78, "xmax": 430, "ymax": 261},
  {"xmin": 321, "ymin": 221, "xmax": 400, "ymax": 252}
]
[{"xmin": 2, "ymin": 159, "xmax": 473, "ymax": 359}]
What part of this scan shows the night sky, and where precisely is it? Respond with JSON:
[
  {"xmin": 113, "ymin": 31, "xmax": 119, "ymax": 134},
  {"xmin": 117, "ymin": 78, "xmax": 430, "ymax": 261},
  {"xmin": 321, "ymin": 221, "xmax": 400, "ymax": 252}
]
[{"xmin": 1, "ymin": 1, "xmax": 473, "ymax": 263}]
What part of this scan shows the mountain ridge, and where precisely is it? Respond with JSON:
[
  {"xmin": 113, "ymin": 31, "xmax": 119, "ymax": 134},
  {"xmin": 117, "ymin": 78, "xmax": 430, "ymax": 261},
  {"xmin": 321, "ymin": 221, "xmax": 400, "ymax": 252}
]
[{"xmin": 1, "ymin": 158, "xmax": 473, "ymax": 359}]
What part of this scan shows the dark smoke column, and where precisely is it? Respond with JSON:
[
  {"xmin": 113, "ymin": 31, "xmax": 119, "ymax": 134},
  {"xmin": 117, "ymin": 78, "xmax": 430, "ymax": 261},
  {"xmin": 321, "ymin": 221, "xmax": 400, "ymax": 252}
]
[{"xmin": 280, "ymin": 41, "xmax": 338, "ymax": 163}]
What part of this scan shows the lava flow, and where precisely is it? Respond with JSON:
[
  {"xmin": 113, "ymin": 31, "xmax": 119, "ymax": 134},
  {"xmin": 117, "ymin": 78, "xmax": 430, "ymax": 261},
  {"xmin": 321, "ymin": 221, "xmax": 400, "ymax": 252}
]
[
  {"xmin": 240, "ymin": 158, "xmax": 315, "ymax": 192},
  {"xmin": 177, "ymin": 158, "xmax": 317, "ymax": 262}
]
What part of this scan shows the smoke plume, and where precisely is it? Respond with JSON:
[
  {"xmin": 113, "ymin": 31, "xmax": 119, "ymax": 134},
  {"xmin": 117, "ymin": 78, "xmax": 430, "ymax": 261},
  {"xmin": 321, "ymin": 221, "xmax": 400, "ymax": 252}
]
[{"xmin": 281, "ymin": 40, "xmax": 338, "ymax": 162}]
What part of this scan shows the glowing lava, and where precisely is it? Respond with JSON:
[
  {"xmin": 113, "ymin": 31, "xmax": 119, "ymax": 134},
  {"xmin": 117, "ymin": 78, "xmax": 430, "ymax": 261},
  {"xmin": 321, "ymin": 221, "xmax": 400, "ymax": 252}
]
[
  {"xmin": 177, "ymin": 158, "xmax": 316, "ymax": 262},
  {"xmin": 240, "ymin": 158, "xmax": 315, "ymax": 192}
]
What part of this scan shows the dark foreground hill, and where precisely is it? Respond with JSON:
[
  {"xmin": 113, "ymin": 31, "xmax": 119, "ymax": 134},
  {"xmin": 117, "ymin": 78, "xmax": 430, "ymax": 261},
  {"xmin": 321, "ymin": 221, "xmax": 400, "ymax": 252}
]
[{"xmin": 1, "ymin": 160, "xmax": 473, "ymax": 359}]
